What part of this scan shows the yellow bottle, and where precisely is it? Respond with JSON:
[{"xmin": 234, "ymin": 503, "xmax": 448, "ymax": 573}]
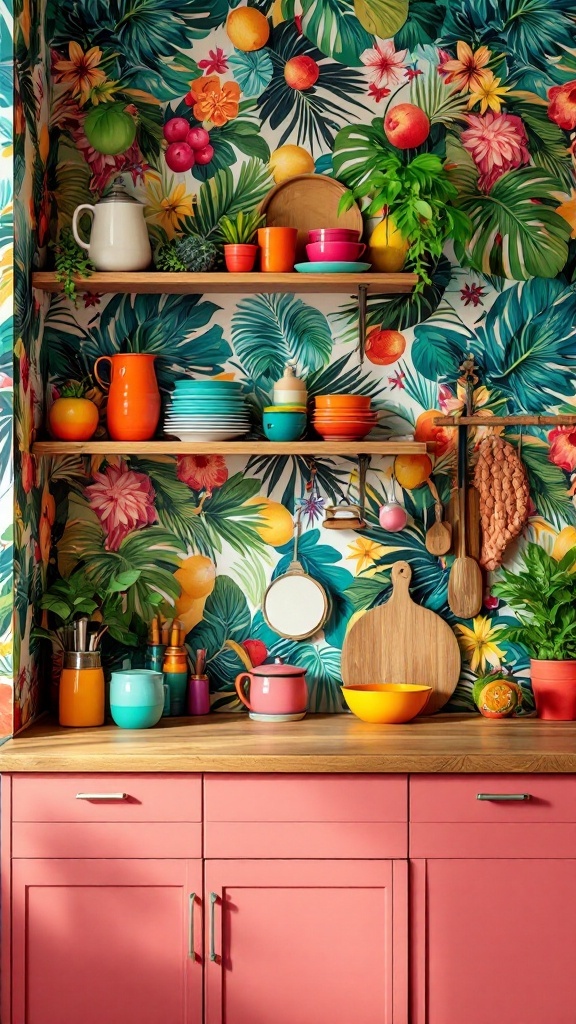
[{"xmin": 59, "ymin": 652, "xmax": 105, "ymax": 727}]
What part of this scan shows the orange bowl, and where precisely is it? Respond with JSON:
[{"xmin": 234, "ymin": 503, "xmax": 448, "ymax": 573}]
[
  {"xmin": 315, "ymin": 394, "xmax": 372, "ymax": 411},
  {"xmin": 314, "ymin": 421, "xmax": 373, "ymax": 439},
  {"xmin": 313, "ymin": 412, "xmax": 377, "ymax": 421}
]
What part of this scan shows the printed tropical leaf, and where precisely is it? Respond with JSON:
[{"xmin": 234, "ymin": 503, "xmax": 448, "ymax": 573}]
[
  {"xmin": 257, "ymin": 23, "xmax": 371, "ymax": 150},
  {"xmin": 508, "ymin": 434, "xmax": 576, "ymax": 529},
  {"xmin": 52, "ymin": 145, "xmax": 92, "ymax": 226},
  {"xmin": 216, "ymin": 106, "xmax": 271, "ymax": 164},
  {"xmin": 189, "ymin": 160, "xmax": 272, "ymax": 238},
  {"xmin": 353, "ymin": 0, "xmax": 407, "ymax": 39},
  {"xmin": 187, "ymin": 575, "xmax": 252, "ymax": 689},
  {"xmin": 412, "ymin": 312, "xmax": 476, "ymax": 384},
  {"xmin": 282, "ymin": 0, "xmax": 373, "ymax": 66},
  {"xmin": 120, "ymin": 54, "xmax": 201, "ymax": 102},
  {"xmin": 395, "ymin": 0, "xmax": 445, "ymax": 48},
  {"xmin": 246, "ymin": 453, "xmax": 350, "ymax": 511},
  {"xmin": 411, "ymin": 69, "xmax": 468, "ymax": 128},
  {"xmin": 291, "ymin": 641, "xmax": 344, "ymax": 712},
  {"xmin": 476, "ymin": 279, "xmax": 576, "ymax": 413},
  {"xmin": 332, "ymin": 119, "xmax": 396, "ymax": 188},
  {"xmin": 452, "ymin": 164, "xmax": 571, "ymax": 281},
  {"xmin": 111, "ymin": 0, "xmax": 229, "ymax": 64},
  {"xmin": 229, "ymin": 49, "xmax": 274, "ymax": 98},
  {"xmin": 505, "ymin": 92, "xmax": 574, "ymax": 193},
  {"xmin": 232, "ymin": 293, "xmax": 333, "ymax": 383}
]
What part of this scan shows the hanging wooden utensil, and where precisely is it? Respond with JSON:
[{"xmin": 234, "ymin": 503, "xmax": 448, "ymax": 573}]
[
  {"xmin": 425, "ymin": 477, "xmax": 452, "ymax": 555},
  {"xmin": 341, "ymin": 560, "xmax": 460, "ymax": 715},
  {"xmin": 448, "ymin": 355, "xmax": 482, "ymax": 618}
]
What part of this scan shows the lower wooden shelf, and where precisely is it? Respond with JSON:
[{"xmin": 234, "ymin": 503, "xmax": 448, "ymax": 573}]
[{"xmin": 32, "ymin": 440, "xmax": 430, "ymax": 456}]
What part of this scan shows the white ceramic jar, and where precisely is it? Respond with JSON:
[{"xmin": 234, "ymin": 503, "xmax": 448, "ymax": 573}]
[{"xmin": 72, "ymin": 177, "xmax": 152, "ymax": 272}]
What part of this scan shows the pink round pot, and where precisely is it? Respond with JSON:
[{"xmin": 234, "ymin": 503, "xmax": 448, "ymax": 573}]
[
  {"xmin": 530, "ymin": 659, "xmax": 576, "ymax": 720},
  {"xmin": 235, "ymin": 660, "xmax": 308, "ymax": 715},
  {"xmin": 306, "ymin": 240, "xmax": 366, "ymax": 262},
  {"xmin": 308, "ymin": 228, "xmax": 361, "ymax": 244}
]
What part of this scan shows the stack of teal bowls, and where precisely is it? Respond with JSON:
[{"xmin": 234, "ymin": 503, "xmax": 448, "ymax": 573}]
[{"xmin": 165, "ymin": 380, "xmax": 250, "ymax": 441}]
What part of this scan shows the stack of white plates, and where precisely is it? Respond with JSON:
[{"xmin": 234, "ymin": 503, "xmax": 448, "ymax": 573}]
[{"xmin": 165, "ymin": 380, "xmax": 250, "ymax": 442}]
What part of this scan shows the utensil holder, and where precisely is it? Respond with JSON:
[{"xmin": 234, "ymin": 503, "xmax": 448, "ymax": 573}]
[{"xmin": 59, "ymin": 651, "xmax": 105, "ymax": 728}]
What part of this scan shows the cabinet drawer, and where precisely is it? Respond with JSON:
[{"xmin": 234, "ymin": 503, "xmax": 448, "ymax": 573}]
[
  {"xmin": 12, "ymin": 774, "xmax": 201, "ymax": 823},
  {"xmin": 12, "ymin": 821, "xmax": 202, "ymax": 858},
  {"xmin": 205, "ymin": 774, "xmax": 408, "ymax": 858},
  {"xmin": 411, "ymin": 775, "xmax": 576, "ymax": 858}
]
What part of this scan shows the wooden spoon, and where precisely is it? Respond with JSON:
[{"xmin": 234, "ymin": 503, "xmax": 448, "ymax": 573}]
[
  {"xmin": 425, "ymin": 477, "xmax": 452, "ymax": 555},
  {"xmin": 448, "ymin": 422, "xmax": 482, "ymax": 618}
]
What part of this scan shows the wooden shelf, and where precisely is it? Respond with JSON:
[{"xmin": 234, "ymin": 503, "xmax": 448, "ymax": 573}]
[
  {"xmin": 434, "ymin": 415, "xmax": 576, "ymax": 427},
  {"xmin": 32, "ymin": 271, "xmax": 418, "ymax": 295},
  {"xmin": 32, "ymin": 440, "xmax": 430, "ymax": 457}
]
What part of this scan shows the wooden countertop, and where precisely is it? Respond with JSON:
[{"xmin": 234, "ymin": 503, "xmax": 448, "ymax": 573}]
[{"xmin": 1, "ymin": 714, "xmax": 576, "ymax": 773}]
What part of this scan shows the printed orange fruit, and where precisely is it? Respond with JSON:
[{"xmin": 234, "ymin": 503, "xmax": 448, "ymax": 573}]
[
  {"xmin": 174, "ymin": 554, "xmax": 216, "ymax": 600},
  {"xmin": 414, "ymin": 409, "xmax": 452, "ymax": 456},
  {"xmin": 474, "ymin": 679, "xmax": 522, "ymax": 719},
  {"xmin": 365, "ymin": 327, "xmax": 406, "ymax": 365},
  {"xmin": 246, "ymin": 496, "xmax": 294, "ymax": 547},
  {"xmin": 552, "ymin": 526, "xmax": 576, "ymax": 568},
  {"xmin": 394, "ymin": 453, "xmax": 433, "ymax": 489},
  {"xmin": 226, "ymin": 7, "xmax": 270, "ymax": 51},
  {"xmin": 269, "ymin": 144, "xmax": 314, "ymax": 183}
]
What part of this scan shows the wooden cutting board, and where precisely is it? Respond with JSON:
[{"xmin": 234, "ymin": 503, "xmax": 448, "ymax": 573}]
[{"xmin": 341, "ymin": 561, "xmax": 461, "ymax": 715}]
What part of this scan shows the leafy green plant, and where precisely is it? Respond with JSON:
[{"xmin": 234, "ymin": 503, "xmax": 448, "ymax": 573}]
[
  {"xmin": 58, "ymin": 378, "xmax": 93, "ymax": 399},
  {"xmin": 219, "ymin": 210, "xmax": 265, "ymax": 245},
  {"xmin": 338, "ymin": 152, "xmax": 472, "ymax": 290},
  {"xmin": 153, "ymin": 234, "xmax": 218, "ymax": 272},
  {"xmin": 51, "ymin": 228, "xmax": 94, "ymax": 305},
  {"xmin": 493, "ymin": 544, "xmax": 576, "ymax": 661}
]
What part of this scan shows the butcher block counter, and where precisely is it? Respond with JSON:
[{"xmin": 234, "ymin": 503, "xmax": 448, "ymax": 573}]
[{"xmin": 1, "ymin": 712, "xmax": 576, "ymax": 772}]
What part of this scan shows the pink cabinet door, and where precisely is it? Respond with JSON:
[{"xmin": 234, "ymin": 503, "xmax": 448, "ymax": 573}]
[
  {"xmin": 205, "ymin": 858, "xmax": 407, "ymax": 1024},
  {"xmin": 412, "ymin": 859, "xmax": 576, "ymax": 1024},
  {"xmin": 12, "ymin": 858, "xmax": 202, "ymax": 1024}
]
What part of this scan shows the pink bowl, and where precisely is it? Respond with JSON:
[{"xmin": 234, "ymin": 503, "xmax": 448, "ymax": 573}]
[
  {"xmin": 306, "ymin": 240, "xmax": 366, "ymax": 262},
  {"xmin": 308, "ymin": 228, "xmax": 361, "ymax": 244}
]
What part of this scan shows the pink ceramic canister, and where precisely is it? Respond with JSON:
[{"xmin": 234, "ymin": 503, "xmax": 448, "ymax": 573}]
[{"xmin": 235, "ymin": 658, "xmax": 308, "ymax": 715}]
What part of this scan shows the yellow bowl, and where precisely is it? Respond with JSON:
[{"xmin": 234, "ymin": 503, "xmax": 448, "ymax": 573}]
[{"xmin": 341, "ymin": 683, "xmax": 432, "ymax": 724}]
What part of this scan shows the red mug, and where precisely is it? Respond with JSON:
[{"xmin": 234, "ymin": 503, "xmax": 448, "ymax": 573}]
[{"xmin": 235, "ymin": 659, "xmax": 308, "ymax": 714}]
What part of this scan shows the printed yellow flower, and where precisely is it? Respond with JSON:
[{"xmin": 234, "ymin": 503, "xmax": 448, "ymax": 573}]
[
  {"xmin": 145, "ymin": 180, "xmax": 195, "ymax": 239},
  {"xmin": 347, "ymin": 537, "xmax": 386, "ymax": 576},
  {"xmin": 468, "ymin": 72, "xmax": 510, "ymax": 114},
  {"xmin": 443, "ymin": 41, "xmax": 492, "ymax": 93},
  {"xmin": 455, "ymin": 615, "xmax": 506, "ymax": 674},
  {"xmin": 54, "ymin": 42, "xmax": 107, "ymax": 105},
  {"xmin": 557, "ymin": 190, "xmax": 576, "ymax": 239},
  {"xmin": 89, "ymin": 79, "xmax": 120, "ymax": 105}
]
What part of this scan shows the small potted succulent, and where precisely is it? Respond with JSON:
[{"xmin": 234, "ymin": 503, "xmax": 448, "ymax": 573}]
[
  {"xmin": 493, "ymin": 543, "xmax": 576, "ymax": 720},
  {"xmin": 219, "ymin": 210, "xmax": 265, "ymax": 272},
  {"xmin": 153, "ymin": 233, "xmax": 219, "ymax": 272},
  {"xmin": 48, "ymin": 379, "xmax": 99, "ymax": 441}
]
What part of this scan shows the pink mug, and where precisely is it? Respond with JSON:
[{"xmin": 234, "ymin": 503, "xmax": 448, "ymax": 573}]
[{"xmin": 235, "ymin": 659, "xmax": 308, "ymax": 714}]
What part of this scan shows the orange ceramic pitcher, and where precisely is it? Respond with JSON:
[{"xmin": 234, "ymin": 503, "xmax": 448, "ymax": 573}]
[{"xmin": 94, "ymin": 353, "xmax": 161, "ymax": 441}]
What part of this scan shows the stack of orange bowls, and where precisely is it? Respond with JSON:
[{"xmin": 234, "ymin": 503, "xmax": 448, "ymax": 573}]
[{"xmin": 313, "ymin": 394, "xmax": 378, "ymax": 440}]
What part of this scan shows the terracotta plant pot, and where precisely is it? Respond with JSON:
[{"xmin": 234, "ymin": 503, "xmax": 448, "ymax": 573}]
[
  {"xmin": 224, "ymin": 244, "xmax": 258, "ymax": 272},
  {"xmin": 530, "ymin": 659, "xmax": 576, "ymax": 720}
]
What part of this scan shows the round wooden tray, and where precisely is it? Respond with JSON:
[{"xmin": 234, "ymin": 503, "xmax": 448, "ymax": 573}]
[{"xmin": 260, "ymin": 174, "xmax": 364, "ymax": 263}]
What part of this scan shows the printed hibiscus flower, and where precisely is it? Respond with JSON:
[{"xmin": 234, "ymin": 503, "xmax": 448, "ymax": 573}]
[
  {"xmin": 360, "ymin": 40, "xmax": 407, "ymax": 89},
  {"xmin": 186, "ymin": 75, "xmax": 240, "ymax": 127},
  {"xmin": 548, "ymin": 427, "xmax": 576, "ymax": 473},
  {"xmin": 442, "ymin": 41, "xmax": 492, "ymax": 92},
  {"xmin": 177, "ymin": 454, "xmax": 228, "ymax": 495},
  {"xmin": 548, "ymin": 80, "xmax": 576, "ymax": 131},
  {"xmin": 199, "ymin": 48, "xmax": 229, "ymax": 75},
  {"xmin": 461, "ymin": 111, "xmax": 530, "ymax": 192},
  {"xmin": 86, "ymin": 463, "xmax": 158, "ymax": 551},
  {"xmin": 53, "ymin": 42, "xmax": 107, "ymax": 105}
]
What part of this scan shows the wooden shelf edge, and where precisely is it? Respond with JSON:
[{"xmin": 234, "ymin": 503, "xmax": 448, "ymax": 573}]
[
  {"xmin": 32, "ymin": 440, "xmax": 431, "ymax": 457},
  {"xmin": 434, "ymin": 415, "xmax": 576, "ymax": 427},
  {"xmin": 32, "ymin": 270, "xmax": 418, "ymax": 295}
]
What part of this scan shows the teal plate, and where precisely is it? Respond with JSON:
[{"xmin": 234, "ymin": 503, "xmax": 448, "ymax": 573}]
[
  {"xmin": 294, "ymin": 261, "xmax": 371, "ymax": 273},
  {"xmin": 173, "ymin": 382, "xmax": 243, "ymax": 393}
]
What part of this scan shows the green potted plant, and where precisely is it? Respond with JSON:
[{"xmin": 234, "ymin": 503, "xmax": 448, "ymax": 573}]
[
  {"xmin": 219, "ymin": 210, "xmax": 265, "ymax": 272},
  {"xmin": 153, "ymin": 233, "xmax": 219, "ymax": 272},
  {"xmin": 52, "ymin": 228, "xmax": 94, "ymax": 305},
  {"xmin": 338, "ymin": 152, "xmax": 472, "ymax": 289},
  {"xmin": 493, "ymin": 543, "xmax": 576, "ymax": 720}
]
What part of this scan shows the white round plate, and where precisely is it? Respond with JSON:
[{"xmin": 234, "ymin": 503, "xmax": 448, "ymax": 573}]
[
  {"xmin": 248, "ymin": 711, "xmax": 307, "ymax": 722},
  {"xmin": 167, "ymin": 429, "xmax": 248, "ymax": 441}
]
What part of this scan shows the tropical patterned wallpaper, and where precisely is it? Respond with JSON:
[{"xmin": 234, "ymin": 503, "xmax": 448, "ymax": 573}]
[{"xmin": 11, "ymin": 0, "xmax": 576, "ymax": 722}]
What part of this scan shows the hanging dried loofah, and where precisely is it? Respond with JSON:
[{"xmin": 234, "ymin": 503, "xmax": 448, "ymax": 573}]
[{"xmin": 473, "ymin": 434, "xmax": 530, "ymax": 572}]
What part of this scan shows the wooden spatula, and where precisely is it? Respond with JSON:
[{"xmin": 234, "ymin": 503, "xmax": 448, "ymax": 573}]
[
  {"xmin": 448, "ymin": 421, "xmax": 482, "ymax": 619},
  {"xmin": 426, "ymin": 477, "xmax": 452, "ymax": 555}
]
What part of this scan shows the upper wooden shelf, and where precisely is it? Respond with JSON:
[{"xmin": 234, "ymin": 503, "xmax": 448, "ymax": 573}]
[
  {"xmin": 434, "ymin": 414, "xmax": 576, "ymax": 427},
  {"xmin": 32, "ymin": 440, "xmax": 430, "ymax": 457},
  {"xmin": 32, "ymin": 271, "xmax": 418, "ymax": 295}
]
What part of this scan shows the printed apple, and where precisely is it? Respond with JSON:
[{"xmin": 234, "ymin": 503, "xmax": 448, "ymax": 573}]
[
  {"xmin": 194, "ymin": 144, "xmax": 214, "ymax": 165},
  {"xmin": 163, "ymin": 117, "xmax": 190, "ymax": 143},
  {"xmin": 186, "ymin": 126, "xmax": 211, "ymax": 150},
  {"xmin": 165, "ymin": 142, "xmax": 195, "ymax": 172},
  {"xmin": 284, "ymin": 55, "xmax": 319, "ymax": 90},
  {"xmin": 384, "ymin": 103, "xmax": 430, "ymax": 149}
]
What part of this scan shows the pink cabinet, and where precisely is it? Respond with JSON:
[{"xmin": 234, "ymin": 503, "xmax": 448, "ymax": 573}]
[
  {"xmin": 204, "ymin": 858, "xmax": 408, "ymax": 1024},
  {"xmin": 11, "ymin": 858, "xmax": 202, "ymax": 1024}
]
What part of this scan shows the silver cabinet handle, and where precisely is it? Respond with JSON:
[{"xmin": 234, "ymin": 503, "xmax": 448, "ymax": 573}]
[
  {"xmin": 477, "ymin": 793, "xmax": 531, "ymax": 801},
  {"xmin": 75, "ymin": 792, "xmax": 128, "ymax": 800},
  {"xmin": 209, "ymin": 892, "xmax": 218, "ymax": 962},
  {"xmin": 188, "ymin": 893, "xmax": 196, "ymax": 960}
]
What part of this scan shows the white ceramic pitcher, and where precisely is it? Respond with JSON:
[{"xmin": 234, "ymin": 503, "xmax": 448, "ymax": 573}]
[{"xmin": 72, "ymin": 177, "xmax": 151, "ymax": 272}]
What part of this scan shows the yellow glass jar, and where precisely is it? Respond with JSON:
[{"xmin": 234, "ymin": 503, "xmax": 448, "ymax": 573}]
[{"xmin": 59, "ymin": 651, "xmax": 105, "ymax": 727}]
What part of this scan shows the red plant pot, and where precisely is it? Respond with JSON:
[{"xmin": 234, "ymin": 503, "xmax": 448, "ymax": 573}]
[
  {"xmin": 530, "ymin": 659, "xmax": 576, "ymax": 720},
  {"xmin": 224, "ymin": 244, "xmax": 258, "ymax": 272}
]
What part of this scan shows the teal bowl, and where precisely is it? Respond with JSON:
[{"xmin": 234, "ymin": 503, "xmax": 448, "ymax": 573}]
[
  {"xmin": 110, "ymin": 703, "xmax": 164, "ymax": 729},
  {"xmin": 263, "ymin": 410, "xmax": 307, "ymax": 442}
]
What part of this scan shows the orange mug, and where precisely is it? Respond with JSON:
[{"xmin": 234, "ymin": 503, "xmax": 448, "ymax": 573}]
[
  {"xmin": 258, "ymin": 227, "xmax": 298, "ymax": 273},
  {"xmin": 94, "ymin": 352, "xmax": 160, "ymax": 441}
]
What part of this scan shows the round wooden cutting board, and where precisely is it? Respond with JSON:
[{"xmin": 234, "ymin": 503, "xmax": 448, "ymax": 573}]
[
  {"xmin": 341, "ymin": 561, "xmax": 461, "ymax": 715},
  {"xmin": 260, "ymin": 174, "xmax": 363, "ymax": 263}
]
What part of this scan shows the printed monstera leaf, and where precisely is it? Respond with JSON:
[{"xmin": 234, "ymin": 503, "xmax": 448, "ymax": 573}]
[
  {"xmin": 353, "ymin": 0, "xmax": 408, "ymax": 40},
  {"xmin": 232, "ymin": 293, "xmax": 333, "ymax": 383},
  {"xmin": 282, "ymin": 0, "xmax": 373, "ymax": 66},
  {"xmin": 187, "ymin": 575, "xmax": 252, "ymax": 694}
]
